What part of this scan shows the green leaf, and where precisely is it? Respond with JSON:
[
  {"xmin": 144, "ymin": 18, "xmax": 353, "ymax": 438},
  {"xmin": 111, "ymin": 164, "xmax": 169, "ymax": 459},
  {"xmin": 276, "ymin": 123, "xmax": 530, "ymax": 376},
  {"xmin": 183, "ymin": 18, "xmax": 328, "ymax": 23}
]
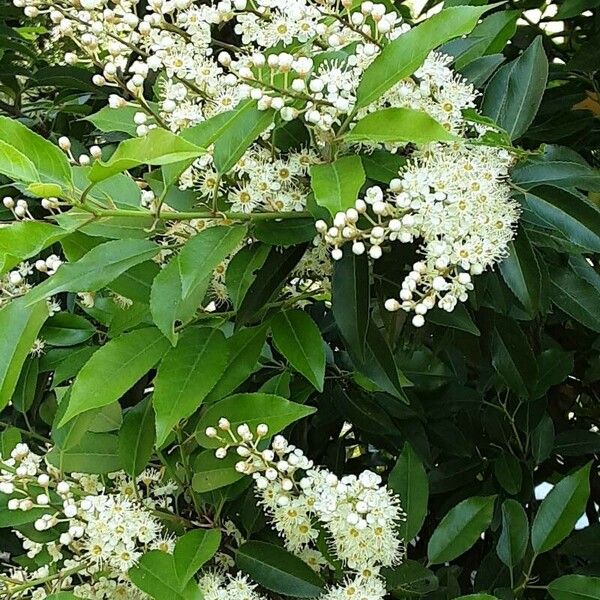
[
  {"xmin": 0, "ymin": 298, "xmax": 48, "ymax": 410},
  {"xmin": 226, "ymin": 243, "xmax": 270, "ymax": 309},
  {"xmin": 519, "ymin": 187, "xmax": 600, "ymax": 253},
  {"xmin": 389, "ymin": 442, "xmax": 429, "ymax": 541},
  {"xmin": 356, "ymin": 5, "xmax": 494, "ymax": 109},
  {"xmin": 42, "ymin": 313, "xmax": 96, "ymax": 347},
  {"xmin": 549, "ymin": 267, "xmax": 600, "ymax": 332},
  {"xmin": 332, "ymin": 250, "xmax": 370, "ymax": 361},
  {"xmin": 271, "ymin": 310, "xmax": 325, "ymax": 392},
  {"xmin": 85, "ymin": 104, "xmax": 144, "ymax": 136},
  {"xmin": 205, "ymin": 324, "xmax": 269, "ymax": 403},
  {"xmin": 153, "ymin": 328, "xmax": 228, "ymax": 445},
  {"xmin": 482, "ymin": 36, "xmax": 548, "ymax": 139},
  {"xmin": 59, "ymin": 327, "xmax": 170, "ymax": 426},
  {"xmin": 496, "ymin": 499, "xmax": 528, "ymax": 571},
  {"xmin": 494, "ymin": 454, "xmax": 522, "ymax": 494},
  {"xmin": 129, "ymin": 550, "xmax": 202, "ymax": 600},
  {"xmin": 253, "ymin": 219, "xmax": 316, "ymax": 247},
  {"xmin": 236, "ymin": 541, "xmax": 325, "ymax": 597},
  {"xmin": 310, "ymin": 155, "xmax": 365, "ymax": 217},
  {"xmin": 427, "ymin": 303, "xmax": 480, "ymax": 336},
  {"xmin": 119, "ymin": 397, "xmax": 155, "ymax": 477},
  {"xmin": 0, "ymin": 221, "xmax": 72, "ymax": 275},
  {"xmin": 557, "ymin": 0, "xmax": 600, "ymax": 18},
  {"xmin": 11, "ymin": 357, "xmax": 39, "ymax": 413},
  {"xmin": 490, "ymin": 316, "xmax": 537, "ymax": 398},
  {"xmin": 445, "ymin": 10, "xmax": 520, "ymax": 69},
  {"xmin": 499, "ymin": 226, "xmax": 542, "ymax": 316},
  {"xmin": 455, "ymin": 596, "xmax": 499, "ymax": 600},
  {"xmin": 427, "ymin": 496, "xmax": 496, "ymax": 564},
  {"xmin": 531, "ymin": 462, "xmax": 591, "ymax": 554},
  {"xmin": 533, "ymin": 348, "xmax": 574, "ymax": 398},
  {"xmin": 513, "ymin": 158, "xmax": 600, "ymax": 192},
  {"xmin": 0, "ymin": 115, "xmax": 73, "ymax": 188},
  {"xmin": 191, "ymin": 449, "xmax": 243, "ymax": 492},
  {"xmin": 347, "ymin": 108, "xmax": 457, "ymax": 144},
  {"xmin": 548, "ymin": 575, "xmax": 600, "ymax": 600},
  {"xmin": 361, "ymin": 150, "xmax": 406, "ymax": 184},
  {"xmin": 47, "ymin": 432, "xmax": 121, "ymax": 474},
  {"xmin": 149, "ymin": 255, "xmax": 210, "ymax": 346},
  {"xmin": 531, "ymin": 413, "xmax": 555, "ymax": 464},
  {"xmin": 213, "ymin": 101, "xmax": 274, "ymax": 173},
  {"xmin": 89, "ymin": 128, "xmax": 204, "ymax": 182},
  {"xmin": 178, "ymin": 226, "xmax": 247, "ymax": 299},
  {"xmin": 236, "ymin": 244, "xmax": 308, "ymax": 325},
  {"xmin": 25, "ymin": 239, "xmax": 159, "ymax": 305},
  {"xmin": 174, "ymin": 529, "xmax": 221, "ymax": 586},
  {"xmin": 383, "ymin": 560, "xmax": 439, "ymax": 596},
  {"xmin": 196, "ymin": 393, "xmax": 316, "ymax": 448}
]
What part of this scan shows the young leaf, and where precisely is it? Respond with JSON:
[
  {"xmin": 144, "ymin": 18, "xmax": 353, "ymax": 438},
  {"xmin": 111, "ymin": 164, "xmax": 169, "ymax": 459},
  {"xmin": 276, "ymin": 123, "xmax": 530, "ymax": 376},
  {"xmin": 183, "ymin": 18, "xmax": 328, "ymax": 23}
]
[
  {"xmin": 531, "ymin": 462, "xmax": 591, "ymax": 554},
  {"xmin": 310, "ymin": 156, "xmax": 365, "ymax": 217},
  {"xmin": 118, "ymin": 397, "xmax": 156, "ymax": 477},
  {"xmin": 356, "ymin": 5, "xmax": 494, "ymax": 109},
  {"xmin": 0, "ymin": 298, "xmax": 48, "ymax": 410},
  {"xmin": 196, "ymin": 393, "xmax": 316, "ymax": 448},
  {"xmin": 89, "ymin": 128, "xmax": 205, "ymax": 182},
  {"xmin": 25, "ymin": 239, "xmax": 159, "ymax": 305},
  {"xmin": 59, "ymin": 327, "xmax": 170, "ymax": 426},
  {"xmin": 153, "ymin": 328, "xmax": 228, "ymax": 446},
  {"xmin": 0, "ymin": 115, "xmax": 73, "ymax": 188},
  {"xmin": 346, "ymin": 108, "xmax": 457, "ymax": 144},
  {"xmin": 271, "ymin": 310, "xmax": 326, "ymax": 391},
  {"xmin": 427, "ymin": 496, "xmax": 496, "ymax": 564},
  {"xmin": 482, "ymin": 36, "xmax": 548, "ymax": 140},
  {"xmin": 496, "ymin": 499, "xmax": 529, "ymax": 571},
  {"xmin": 389, "ymin": 443, "xmax": 429, "ymax": 541},
  {"xmin": 236, "ymin": 541, "xmax": 325, "ymax": 597}
]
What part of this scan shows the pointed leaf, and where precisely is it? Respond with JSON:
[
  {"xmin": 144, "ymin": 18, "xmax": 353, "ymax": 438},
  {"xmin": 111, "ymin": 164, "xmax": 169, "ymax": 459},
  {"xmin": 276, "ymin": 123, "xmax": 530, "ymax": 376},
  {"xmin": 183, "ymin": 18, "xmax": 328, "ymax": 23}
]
[
  {"xmin": 119, "ymin": 397, "xmax": 156, "ymax": 477},
  {"xmin": 496, "ymin": 499, "xmax": 528, "ymax": 570}
]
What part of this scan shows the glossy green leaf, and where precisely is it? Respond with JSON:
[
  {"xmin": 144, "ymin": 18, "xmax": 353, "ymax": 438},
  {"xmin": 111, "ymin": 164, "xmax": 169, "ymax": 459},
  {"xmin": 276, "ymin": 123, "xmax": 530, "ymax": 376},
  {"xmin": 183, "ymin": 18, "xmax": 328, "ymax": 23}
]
[
  {"xmin": 42, "ymin": 313, "xmax": 96, "ymax": 347},
  {"xmin": 213, "ymin": 101, "xmax": 275, "ymax": 173},
  {"xmin": 0, "ymin": 298, "xmax": 48, "ymax": 410},
  {"xmin": 347, "ymin": 108, "xmax": 457, "ymax": 144},
  {"xmin": 0, "ymin": 115, "xmax": 73, "ymax": 188},
  {"xmin": 118, "ymin": 397, "xmax": 155, "ymax": 477},
  {"xmin": 531, "ymin": 413, "xmax": 555, "ymax": 464},
  {"xmin": 192, "ymin": 449, "xmax": 243, "ymax": 492},
  {"xmin": 532, "ymin": 462, "xmax": 591, "ymax": 554},
  {"xmin": 310, "ymin": 155, "xmax": 365, "ymax": 217},
  {"xmin": 494, "ymin": 454, "xmax": 522, "ymax": 494},
  {"xmin": 59, "ymin": 327, "xmax": 170, "ymax": 426},
  {"xmin": 11, "ymin": 357, "xmax": 38, "ymax": 413},
  {"xmin": 178, "ymin": 225, "xmax": 247, "ymax": 299},
  {"xmin": 496, "ymin": 499, "xmax": 528, "ymax": 570},
  {"xmin": 499, "ymin": 226, "xmax": 542, "ymax": 316},
  {"xmin": 89, "ymin": 128, "xmax": 204, "ymax": 182},
  {"xmin": 383, "ymin": 560, "xmax": 439, "ymax": 596},
  {"xmin": 548, "ymin": 574, "xmax": 600, "ymax": 600},
  {"xmin": 226, "ymin": 242, "xmax": 270, "ymax": 309},
  {"xmin": 85, "ymin": 104, "xmax": 145, "ymax": 136},
  {"xmin": 482, "ymin": 36, "xmax": 548, "ymax": 139},
  {"xmin": 153, "ymin": 328, "xmax": 228, "ymax": 445},
  {"xmin": 332, "ymin": 250, "xmax": 370, "ymax": 361},
  {"xmin": 25, "ymin": 239, "xmax": 159, "ymax": 305},
  {"xmin": 174, "ymin": 529, "xmax": 221, "ymax": 586},
  {"xmin": 205, "ymin": 324, "xmax": 269, "ymax": 402},
  {"xmin": 356, "ymin": 5, "xmax": 493, "ymax": 109},
  {"xmin": 47, "ymin": 432, "xmax": 121, "ymax": 474},
  {"xmin": 389, "ymin": 442, "xmax": 428, "ymax": 541},
  {"xmin": 196, "ymin": 393, "xmax": 316, "ymax": 448},
  {"xmin": 549, "ymin": 267, "xmax": 600, "ymax": 332},
  {"xmin": 236, "ymin": 541, "xmax": 325, "ymax": 597},
  {"xmin": 271, "ymin": 310, "xmax": 325, "ymax": 391},
  {"xmin": 428, "ymin": 496, "xmax": 496, "ymax": 564}
]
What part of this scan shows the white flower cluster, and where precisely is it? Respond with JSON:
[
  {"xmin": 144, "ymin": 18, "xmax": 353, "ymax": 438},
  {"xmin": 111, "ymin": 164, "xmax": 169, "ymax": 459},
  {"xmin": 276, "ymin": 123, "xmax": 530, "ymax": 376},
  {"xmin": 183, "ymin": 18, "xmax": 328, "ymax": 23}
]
[
  {"xmin": 0, "ymin": 443, "xmax": 176, "ymax": 599},
  {"xmin": 317, "ymin": 144, "xmax": 519, "ymax": 326},
  {"xmin": 199, "ymin": 571, "xmax": 268, "ymax": 600},
  {"xmin": 206, "ymin": 420, "xmax": 405, "ymax": 597}
]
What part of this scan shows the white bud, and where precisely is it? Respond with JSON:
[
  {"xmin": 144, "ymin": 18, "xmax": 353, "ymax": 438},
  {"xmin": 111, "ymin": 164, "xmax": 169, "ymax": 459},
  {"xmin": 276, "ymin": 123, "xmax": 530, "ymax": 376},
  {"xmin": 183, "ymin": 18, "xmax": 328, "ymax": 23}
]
[
  {"xmin": 256, "ymin": 424, "xmax": 269, "ymax": 436},
  {"xmin": 412, "ymin": 314, "xmax": 425, "ymax": 328},
  {"xmin": 58, "ymin": 136, "xmax": 71, "ymax": 151},
  {"xmin": 369, "ymin": 245, "xmax": 382, "ymax": 259},
  {"xmin": 352, "ymin": 241, "xmax": 365, "ymax": 255},
  {"xmin": 205, "ymin": 427, "xmax": 218, "ymax": 438},
  {"xmin": 215, "ymin": 447, "xmax": 228, "ymax": 459},
  {"xmin": 37, "ymin": 474, "xmax": 50, "ymax": 486},
  {"xmin": 385, "ymin": 298, "xmax": 401, "ymax": 312},
  {"xmin": 331, "ymin": 248, "xmax": 343, "ymax": 261},
  {"xmin": 78, "ymin": 154, "xmax": 90, "ymax": 166},
  {"xmin": 218, "ymin": 418, "xmax": 230, "ymax": 430}
]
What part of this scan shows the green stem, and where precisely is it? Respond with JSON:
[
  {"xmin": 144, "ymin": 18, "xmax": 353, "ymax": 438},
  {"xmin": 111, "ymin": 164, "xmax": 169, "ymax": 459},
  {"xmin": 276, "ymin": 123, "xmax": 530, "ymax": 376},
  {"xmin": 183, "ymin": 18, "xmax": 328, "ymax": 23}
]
[
  {"xmin": 4, "ymin": 563, "xmax": 88, "ymax": 596},
  {"xmin": 76, "ymin": 207, "xmax": 311, "ymax": 221}
]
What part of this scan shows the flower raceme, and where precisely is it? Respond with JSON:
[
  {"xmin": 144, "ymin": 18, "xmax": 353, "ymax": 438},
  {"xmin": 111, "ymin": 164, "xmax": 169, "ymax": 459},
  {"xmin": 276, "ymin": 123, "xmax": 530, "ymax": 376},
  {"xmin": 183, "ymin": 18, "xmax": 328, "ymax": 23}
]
[{"xmin": 12, "ymin": 0, "xmax": 521, "ymax": 325}]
